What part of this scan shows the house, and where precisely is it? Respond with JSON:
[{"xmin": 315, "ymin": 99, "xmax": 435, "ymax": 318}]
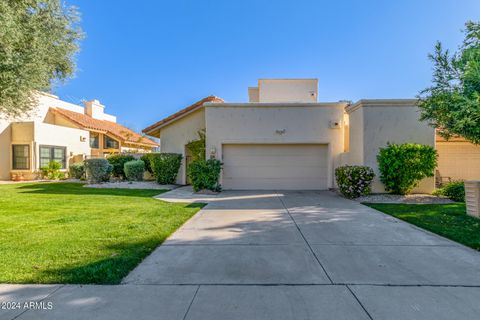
[
  {"xmin": 0, "ymin": 92, "xmax": 157, "ymax": 180},
  {"xmin": 143, "ymin": 79, "xmax": 480, "ymax": 192}
]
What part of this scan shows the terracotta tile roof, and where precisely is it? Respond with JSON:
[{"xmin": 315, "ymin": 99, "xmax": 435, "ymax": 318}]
[
  {"xmin": 142, "ymin": 96, "xmax": 224, "ymax": 134},
  {"xmin": 51, "ymin": 108, "xmax": 158, "ymax": 147}
]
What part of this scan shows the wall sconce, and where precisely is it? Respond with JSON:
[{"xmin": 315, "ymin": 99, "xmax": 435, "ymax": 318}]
[
  {"xmin": 209, "ymin": 146, "xmax": 217, "ymax": 159},
  {"xmin": 80, "ymin": 136, "xmax": 86, "ymax": 142}
]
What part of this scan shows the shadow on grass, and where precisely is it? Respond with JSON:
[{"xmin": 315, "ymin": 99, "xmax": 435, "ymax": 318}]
[
  {"xmin": 16, "ymin": 182, "xmax": 167, "ymax": 198},
  {"xmin": 34, "ymin": 238, "xmax": 165, "ymax": 284}
]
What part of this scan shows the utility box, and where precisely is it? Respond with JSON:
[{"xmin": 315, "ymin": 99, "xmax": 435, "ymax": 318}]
[{"xmin": 465, "ymin": 181, "xmax": 480, "ymax": 218}]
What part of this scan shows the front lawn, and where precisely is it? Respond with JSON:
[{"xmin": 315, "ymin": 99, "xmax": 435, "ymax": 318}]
[
  {"xmin": 364, "ymin": 203, "xmax": 480, "ymax": 250},
  {"xmin": 0, "ymin": 183, "xmax": 204, "ymax": 284}
]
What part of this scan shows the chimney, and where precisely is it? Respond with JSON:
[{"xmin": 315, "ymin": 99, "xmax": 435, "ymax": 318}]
[{"xmin": 84, "ymin": 99, "xmax": 105, "ymax": 120}]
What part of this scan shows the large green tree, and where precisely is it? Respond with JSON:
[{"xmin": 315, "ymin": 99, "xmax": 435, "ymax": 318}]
[
  {"xmin": 0, "ymin": 0, "xmax": 83, "ymax": 118},
  {"xmin": 418, "ymin": 21, "xmax": 480, "ymax": 144}
]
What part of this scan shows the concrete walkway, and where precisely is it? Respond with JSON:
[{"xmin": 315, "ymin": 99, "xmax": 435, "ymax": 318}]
[{"xmin": 2, "ymin": 190, "xmax": 480, "ymax": 319}]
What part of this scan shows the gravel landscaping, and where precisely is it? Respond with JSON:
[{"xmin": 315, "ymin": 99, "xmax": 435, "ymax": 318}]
[{"xmin": 354, "ymin": 193, "xmax": 453, "ymax": 204}]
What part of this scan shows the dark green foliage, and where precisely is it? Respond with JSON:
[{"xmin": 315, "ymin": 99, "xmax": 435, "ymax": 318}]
[
  {"xmin": 124, "ymin": 160, "xmax": 145, "ymax": 181},
  {"xmin": 107, "ymin": 154, "xmax": 135, "ymax": 178},
  {"xmin": 365, "ymin": 203, "xmax": 480, "ymax": 251},
  {"xmin": 335, "ymin": 165, "xmax": 375, "ymax": 199},
  {"xmin": 140, "ymin": 153, "xmax": 154, "ymax": 174},
  {"xmin": 69, "ymin": 162, "xmax": 85, "ymax": 179},
  {"xmin": 143, "ymin": 153, "xmax": 182, "ymax": 184},
  {"xmin": 185, "ymin": 129, "xmax": 206, "ymax": 161},
  {"xmin": 40, "ymin": 161, "xmax": 63, "ymax": 180},
  {"xmin": 377, "ymin": 143, "xmax": 438, "ymax": 195},
  {"xmin": 434, "ymin": 181, "xmax": 465, "ymax": 202},
  {"xmin": 187, "ymin": 159, "xmax": 222, "ymax": 192},
  {"xmin": 84, "ymin": 158, "xmax": 112, "ymax": 183},
  {"xmin": 0, "ymin": 0, "xmax": 84, "ymax": 117},
  {"xmin": 418, "ymin": 21, "xmax": 480, "ymax": 144}
]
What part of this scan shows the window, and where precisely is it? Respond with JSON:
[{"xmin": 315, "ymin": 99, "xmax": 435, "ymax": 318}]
[
  {"xmin": 104, "ymin": 135, "xmax": 119, "ymax": 149},
  {"xmin": 90, "ymin": 132, "xmax": 99, "ymax": 148},
  {"xmin": 12, "ymin": 145, "xmax": 30, "ymax": 169},
  {"xmin": 39, "ymin": 145, "xmax": 66, "ymax": 169}
]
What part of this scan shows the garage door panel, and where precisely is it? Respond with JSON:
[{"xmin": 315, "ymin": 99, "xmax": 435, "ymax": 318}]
[
  {"xmin": 222, "ymin": 144, "xmax": 328, "ymax": 190},
  {"xmin": 437, "ymin": 142, "xmax": 480, "ymax": 180}
]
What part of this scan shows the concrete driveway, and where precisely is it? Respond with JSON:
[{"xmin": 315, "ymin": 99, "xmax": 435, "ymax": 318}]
[{"xmin": 3, "ymin": 190, "xmax": 480, "ymax": 320}]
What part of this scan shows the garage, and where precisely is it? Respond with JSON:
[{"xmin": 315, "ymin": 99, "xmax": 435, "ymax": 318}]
[
  {"xmin": 222, "ymin": 144, "xmax": 329, "ymax": 190},
  {"xmin": 436, "ymin": 141, "xmax": 480, "ymax": 181}
]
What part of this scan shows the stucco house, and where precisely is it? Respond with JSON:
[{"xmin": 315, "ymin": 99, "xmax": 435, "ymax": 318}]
[
  {"xmin": 0, "ymin": 92, "xmax": 157, "ymax": 180},
  {"xmin": 143, "ymin": 78, "xmax": 480, "ymax": 192}
]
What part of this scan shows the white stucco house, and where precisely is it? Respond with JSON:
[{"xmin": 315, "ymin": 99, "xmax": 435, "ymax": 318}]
[
  {"xmin": 143, "ymin": 79, "xmax": 480, "ymax": 192},
  {"xmin": 0, "ymin": 92, "xmax": 157, "ymax": 181}
]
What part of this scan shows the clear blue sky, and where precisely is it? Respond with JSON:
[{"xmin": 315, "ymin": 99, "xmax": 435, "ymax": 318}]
[{"xmin": 56, "ymin": 0, "xmax": 479, "ymax": 132}]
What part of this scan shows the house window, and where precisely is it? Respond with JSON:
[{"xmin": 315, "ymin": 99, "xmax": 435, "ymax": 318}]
[
  {"xmin": 104, "ymin": 135, "xmax": 119, "ymax": 149},
  {"xmin": 39, "ymin": 145, "xmax": 66, "ymax": 169},
  {"xmin": 12, "ymin": 145, "xmax": 30, "ymax": 170},
  {"xmin": 90, "ymin": 132, "xmax": 99, "ymax": 148}
]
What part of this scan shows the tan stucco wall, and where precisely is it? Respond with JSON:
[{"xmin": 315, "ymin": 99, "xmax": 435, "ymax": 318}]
[
  {"xmin": 159, "ymin": 109, "xmax": 206, "ymax": 184},
  {"xmin": 258, "ymin": 79, "xmax": 318, "ymax": 103},
  {"xmin": 437, "ymin": 141, "xmax": 480, "ymax": 181},
  {"xmin": 347, "ymin": 101, "xmax": 435, "ymax": 193},
  {"xmin": 205, "ymin": 103, "xmax": 346, "ymax": 188},
  {"xmin": 0, "ymin": 121, "xmax": 12, "ymax": 179}
]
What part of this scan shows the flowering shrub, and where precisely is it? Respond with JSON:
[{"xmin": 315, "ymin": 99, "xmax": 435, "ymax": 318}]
[{"xmin": 335, "ymin": 165, "xmax": 375, "ymax": 199}]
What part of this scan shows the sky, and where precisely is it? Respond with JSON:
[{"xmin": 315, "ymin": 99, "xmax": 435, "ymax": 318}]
[{"xmin": 56, "ymin": 0, "xmax": 480, "ymax": 132}]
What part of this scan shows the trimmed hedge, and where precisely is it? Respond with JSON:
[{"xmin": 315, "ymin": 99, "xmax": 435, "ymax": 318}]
[
  {"xmin": 377, "ymin": 143, "xmax": 438, "ymax": 195},
  {"xmin": 69, "ymin": 162, "xmax": 85, "ymax": 179},
  {"xmin": 142, "ymin": 153, "xmax": 182, "ymax": 184},
  {"xmin": 84, "ymin": 158, "xmax": 113, "ymax": 183},
  {"xmin": 124, "ymin": 160, "xmax": 145, "ymax": 181},
  {"xmin": 187, "ymin": 159, "xmax": 222, "ymax": 192},
  {"xmin": 335, "ymin": 165, "xmax": 375, "ymax": 199},
  {"xmin": 434, "ymin": 181, "xmax": 465, "ymax": 202},
  {"xmin": 107, "ymin": 154, "xmax": 135, "ymax": 178}
]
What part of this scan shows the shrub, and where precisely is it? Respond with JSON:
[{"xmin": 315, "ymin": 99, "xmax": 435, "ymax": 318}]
[
  {"xmin": 335, "ymin": 165, "xmax": 375, "ymax": 199},
  {"xmin": 434, "ymin": 181, "xmax": 465, "ymax": 202},
  {"xmin": 40, "ymin": 161, "xmax": 64, "ymax": 180},
  {"xmin": 140, "ymin": 153, "xmax": 154, "ymax": 174},
  {"xmin": 84, "ymin": 158, "xmax": 113, "ymax": 183},
  {"xmin": 377, "ymin": 143, "xmax": 438, "ymax": 195},
  {"xmin": 143, "ymin": 153, "xmax": 182, "ymax": 184},
  {"xmin": 107, "ymin": 154, "xmax": 135, "ymax": 178},
  {"xmin": 187, "ymin": 159, "xmax": 222, "ymax": 192},
  {"xmin": 124, "ymin": 160, "xmax": 145, "ymax": 181},
  {"xmin": 69, "ymin": 162, "xmax": 85, "ymax": 179}
]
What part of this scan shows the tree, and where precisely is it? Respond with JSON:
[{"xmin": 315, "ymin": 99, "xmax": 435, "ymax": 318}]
[
  {"xmin": 0, "ymin": 0, "xmax": 83, "ymax": 118},
  {"xmin": 418, "ymin": 21, "xmax": 480, "ymax": 144}
]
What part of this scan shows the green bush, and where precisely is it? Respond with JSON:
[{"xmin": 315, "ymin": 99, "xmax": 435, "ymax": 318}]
[
  {"xmin": 41, "ymin": 161, "xmax": 64, "ymax": 180},
  {"xmin": 124, "ymin": 160, "xmax": 145, "ymax": 181},
  {"xmin": 377, "ymin": 143, "xmax": 438, "ymax": 195},
  {"xmin": 107, "ymin": 154, "xmax": 135, "ymax": 178},
  {"xmin": 69, "ymin": 162, "xmax": 85, "ymax": 179},
  {"xmin": 335, "ymin": 165, "xmax": 375, "ymax": 199},
  {"xmin": 434, "ymin": 181, "xmax": 465, "ymax": 202},
  {"xmin": 84, "ymin": 158, "xmax": 113, "ymax": 183},
  {"xmin": 187, "ymin": 159, "xmax": 222, "ymax": 192},
  {"xmin": 143, "ymin": 153, "xmax": 182, "ymax": 184},
  {"xmin": 140, "ymin": 153, "xmax": 154, "ymax": 174},
  {"xmin": 185, "ymin": 129, "xmax": 206, "ymax": 161}
]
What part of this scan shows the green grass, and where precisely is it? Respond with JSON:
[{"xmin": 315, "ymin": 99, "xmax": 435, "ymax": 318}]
[
  {"xmin": 364, "ymin": 202, "xmax": 480, "ymax": 250},
  {"xmin": 0, "ymin": 182, "xmax": 204, "ymax": 284}
]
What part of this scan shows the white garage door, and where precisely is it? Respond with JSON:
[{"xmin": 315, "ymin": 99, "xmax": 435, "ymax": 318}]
[
  {"xmin": 437, "ymin": 142, "xmax": 480, "ymax": 181},
  {"xmin": 222, "ymin": 144, "xmax": 329, "ymax": 190}
]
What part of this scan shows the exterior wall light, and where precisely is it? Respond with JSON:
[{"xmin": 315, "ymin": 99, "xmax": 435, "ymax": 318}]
[{"xmin": 209, "ymin": 146, "xmax": 217, "ymax": 159}]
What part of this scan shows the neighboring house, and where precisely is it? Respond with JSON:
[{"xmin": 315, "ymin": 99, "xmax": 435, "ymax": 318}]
[
  {"xmin": 0, "ymin": 92, "xmax": 157, "ymax": 180},
  {"xmin": 143, "ymin": 78, "xmax": 480, "ymax": 192}
]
